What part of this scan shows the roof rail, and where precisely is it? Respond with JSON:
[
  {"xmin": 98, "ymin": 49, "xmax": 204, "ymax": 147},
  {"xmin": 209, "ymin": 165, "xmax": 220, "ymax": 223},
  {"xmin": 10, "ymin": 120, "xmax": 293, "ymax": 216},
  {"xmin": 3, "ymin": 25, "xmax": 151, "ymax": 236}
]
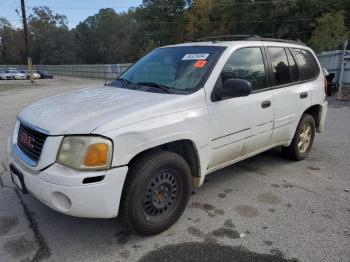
[
  {"xmin": 197, "ymin": 35, "xmax": 260, "ymax": 42},
  {"xmin": 258, "ymin": 37, "xmax": 306, "ymax": 46},
  {"xmin": 196, "ymin": 34, "xmax": 306, "ymax": 46}
]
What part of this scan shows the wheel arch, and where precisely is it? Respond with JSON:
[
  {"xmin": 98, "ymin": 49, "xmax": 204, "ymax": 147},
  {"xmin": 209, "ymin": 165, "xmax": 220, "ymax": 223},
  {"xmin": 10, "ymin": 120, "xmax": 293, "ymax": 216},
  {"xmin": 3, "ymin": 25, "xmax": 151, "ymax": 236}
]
[
  {"xmin": 127, "ymin": 139, "xmax": 201, "ymax": 180},
  {"xmin": 304, "ymin": 104, "xmax": 323, "ymax": 132}
]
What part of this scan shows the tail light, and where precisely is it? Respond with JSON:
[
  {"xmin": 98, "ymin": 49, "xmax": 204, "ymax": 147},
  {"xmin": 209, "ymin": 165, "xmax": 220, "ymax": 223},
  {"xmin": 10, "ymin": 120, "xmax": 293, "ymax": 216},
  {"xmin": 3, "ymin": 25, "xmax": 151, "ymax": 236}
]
[{"xmin": 324, "ymin": 78, "xmax": 328, "ymax": 96}]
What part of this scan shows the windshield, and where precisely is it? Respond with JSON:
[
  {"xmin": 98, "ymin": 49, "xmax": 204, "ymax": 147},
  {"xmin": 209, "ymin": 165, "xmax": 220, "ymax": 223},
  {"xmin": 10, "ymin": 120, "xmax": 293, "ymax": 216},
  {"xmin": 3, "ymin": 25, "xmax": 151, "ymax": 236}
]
[{"xmin": 113, "ymin": 46, "xmax": 225, "ymax": 94}]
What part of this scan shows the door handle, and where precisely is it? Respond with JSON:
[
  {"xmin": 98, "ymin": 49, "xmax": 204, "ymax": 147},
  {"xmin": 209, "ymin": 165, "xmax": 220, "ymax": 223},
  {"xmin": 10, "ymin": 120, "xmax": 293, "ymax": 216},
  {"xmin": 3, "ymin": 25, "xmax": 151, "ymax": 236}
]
[
  {"xmin": 261, "ymin": 100, "xmax": 271, "ymax": 109},
  {"xmin": 300, "ymin": 92, "xmax": 308, "ymax": 99}
]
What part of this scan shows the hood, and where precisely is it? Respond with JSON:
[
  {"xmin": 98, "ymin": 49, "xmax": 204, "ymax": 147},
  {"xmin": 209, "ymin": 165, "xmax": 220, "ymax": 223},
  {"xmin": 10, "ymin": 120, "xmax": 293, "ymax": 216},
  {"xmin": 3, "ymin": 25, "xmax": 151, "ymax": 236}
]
[{"xmin": 18, "ymin": 86, "xmax": 199, "ymax": 135}]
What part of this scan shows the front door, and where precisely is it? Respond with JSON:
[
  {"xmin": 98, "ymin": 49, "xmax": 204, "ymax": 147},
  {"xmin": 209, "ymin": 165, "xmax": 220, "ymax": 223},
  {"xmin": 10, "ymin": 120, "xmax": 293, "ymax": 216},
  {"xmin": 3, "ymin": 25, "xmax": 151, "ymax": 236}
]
[{"xmin": 207, "ymin": 46, "xmax": 274, "ymax": 170}]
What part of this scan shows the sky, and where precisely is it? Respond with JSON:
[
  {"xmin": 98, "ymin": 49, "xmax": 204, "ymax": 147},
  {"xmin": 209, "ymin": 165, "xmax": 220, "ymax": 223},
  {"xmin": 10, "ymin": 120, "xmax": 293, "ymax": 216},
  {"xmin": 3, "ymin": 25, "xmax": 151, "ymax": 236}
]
[{"xmin": 0, "ymin": 0, "xmax": 143, "ymax": 28}]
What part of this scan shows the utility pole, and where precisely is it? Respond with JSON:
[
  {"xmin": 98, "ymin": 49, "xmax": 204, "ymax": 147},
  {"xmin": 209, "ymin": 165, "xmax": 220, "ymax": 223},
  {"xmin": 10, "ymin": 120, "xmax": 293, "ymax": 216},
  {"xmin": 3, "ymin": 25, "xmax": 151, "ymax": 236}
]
[
  {"xmin": 337, "ymin": 40, "xmax": 348, "ymax": 100},
  {"xmin": 20, "ymin": 0, "xmax": 34, "ymax": 83}
]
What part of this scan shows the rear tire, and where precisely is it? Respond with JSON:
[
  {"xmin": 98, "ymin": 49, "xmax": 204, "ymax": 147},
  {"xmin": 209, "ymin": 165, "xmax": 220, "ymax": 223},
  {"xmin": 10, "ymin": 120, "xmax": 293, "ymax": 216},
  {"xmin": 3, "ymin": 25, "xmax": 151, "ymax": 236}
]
[
  {"xmin": 119, "ymin": 150, "xmax": 192, "ymax": 236},
  {"xmin": 282, "ymin": 114, "xmax": 316, "ymax": 161}
]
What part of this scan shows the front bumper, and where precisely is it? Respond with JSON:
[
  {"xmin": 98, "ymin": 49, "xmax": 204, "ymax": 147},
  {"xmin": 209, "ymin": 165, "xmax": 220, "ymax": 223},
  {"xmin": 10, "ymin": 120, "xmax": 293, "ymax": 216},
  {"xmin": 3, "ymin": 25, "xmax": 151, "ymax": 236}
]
[{"xmin": 8, "ymin": 138, "xmax": 128, "ymax": 218}]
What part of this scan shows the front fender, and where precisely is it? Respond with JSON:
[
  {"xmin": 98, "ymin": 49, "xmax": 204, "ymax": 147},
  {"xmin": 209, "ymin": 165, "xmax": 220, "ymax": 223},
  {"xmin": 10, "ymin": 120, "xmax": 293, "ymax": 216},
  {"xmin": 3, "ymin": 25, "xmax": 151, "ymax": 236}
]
[{"xmin": 102, "ymin": 107, "xmax": 210, "ymax": 168}]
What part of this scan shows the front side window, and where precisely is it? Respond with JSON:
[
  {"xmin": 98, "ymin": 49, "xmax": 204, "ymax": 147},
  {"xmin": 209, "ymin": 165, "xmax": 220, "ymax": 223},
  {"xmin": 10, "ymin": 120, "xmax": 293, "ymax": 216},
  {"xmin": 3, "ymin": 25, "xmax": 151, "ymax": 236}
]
[
  {"xmin": 115, "ymin": 46, "xmax": 225, "ymax": 94},
  {"xmin": 221, "ymin": 47, "xmax": 266, "ymax": 91},
  {"xmin": 268, "ymin": 47, "xmax": 292, "ymax": 86},
  {"xmin": 292, "ymin": 48, "xmax": 320, "ymax": 80}
]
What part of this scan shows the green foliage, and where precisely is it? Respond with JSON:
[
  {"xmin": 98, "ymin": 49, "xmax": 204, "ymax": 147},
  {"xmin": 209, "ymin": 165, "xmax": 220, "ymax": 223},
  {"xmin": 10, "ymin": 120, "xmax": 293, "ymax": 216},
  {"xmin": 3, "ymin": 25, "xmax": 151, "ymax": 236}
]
[
  {"xmin": 0, "ymin": 18, "xmax": 25, "ymax": 64},
  {"xmin": 0, "ymin": 1, "xmax": 349, "ymax": 65},
  {"xmin": 309, "ymin": 12, "xmax": 349, "ymax": 52},
  {"xmin": 75, "ymin": 8, "xmax": 139, "ymax": 63}
]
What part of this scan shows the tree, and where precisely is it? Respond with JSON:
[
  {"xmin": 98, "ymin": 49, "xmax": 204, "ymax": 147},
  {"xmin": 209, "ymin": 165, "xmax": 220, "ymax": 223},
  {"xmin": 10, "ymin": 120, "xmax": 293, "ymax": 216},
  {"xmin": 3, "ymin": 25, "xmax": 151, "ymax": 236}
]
[
  {"xmin": 1, "ymin": 2, "xmax": 350, "ymax": 65},
  {"xmin": 309, "ymin": 12, "xmax": 349, "ymax": 52},
  {"xmin": 28, "ymin": 6, "xmax": 75, "ymax": 64},
  {"xmin": 135, "ymin": 0, "xmax": 187, "ymax": 46},
  {"xmin": 75, "ymin": 8, "xmax": 140, "ymax": 63},
  {"xmin": 0, "ymin": 18, "xmax": 25, "ymax": 64}
]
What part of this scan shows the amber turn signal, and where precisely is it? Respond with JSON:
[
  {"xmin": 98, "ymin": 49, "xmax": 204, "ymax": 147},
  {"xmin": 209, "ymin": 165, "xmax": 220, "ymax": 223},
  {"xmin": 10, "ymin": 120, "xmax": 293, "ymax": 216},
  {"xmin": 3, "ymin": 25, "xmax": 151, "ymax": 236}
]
[{"xmin": 84, "ymin": 143, "xmax": 109, "ymax": 167}]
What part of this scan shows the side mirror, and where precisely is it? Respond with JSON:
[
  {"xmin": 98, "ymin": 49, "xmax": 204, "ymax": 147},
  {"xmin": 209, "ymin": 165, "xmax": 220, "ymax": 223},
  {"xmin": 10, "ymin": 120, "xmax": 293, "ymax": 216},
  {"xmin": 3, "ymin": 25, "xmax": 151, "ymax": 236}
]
[{"xmin": 215, "ymin": 79, "xmax": 252, "ymax": 100}]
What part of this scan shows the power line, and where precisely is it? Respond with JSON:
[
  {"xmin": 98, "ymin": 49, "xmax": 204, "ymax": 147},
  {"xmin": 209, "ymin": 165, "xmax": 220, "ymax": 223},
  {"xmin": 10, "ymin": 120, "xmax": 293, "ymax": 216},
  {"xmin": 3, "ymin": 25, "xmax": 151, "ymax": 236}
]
[
  {"xmin": 115, "ymin": 17, "xmax": 350, "ymax": 25},
  {"xmin": 26, "ymin": 0, "xmax": 300, "ymax": 10}
]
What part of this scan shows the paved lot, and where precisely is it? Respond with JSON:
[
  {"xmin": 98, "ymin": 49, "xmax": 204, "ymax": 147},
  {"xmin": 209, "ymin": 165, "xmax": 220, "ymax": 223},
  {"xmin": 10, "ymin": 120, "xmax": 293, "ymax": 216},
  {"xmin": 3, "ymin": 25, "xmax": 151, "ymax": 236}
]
[{"xmin": 0, "ymin": 77, "xmax": 349, "ymax": 262}]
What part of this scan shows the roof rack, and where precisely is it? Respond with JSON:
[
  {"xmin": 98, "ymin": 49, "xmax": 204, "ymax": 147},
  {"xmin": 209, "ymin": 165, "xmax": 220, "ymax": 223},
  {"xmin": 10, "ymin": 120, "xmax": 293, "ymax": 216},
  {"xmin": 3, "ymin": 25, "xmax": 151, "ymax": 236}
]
[
  {"xmin": 196, "ymin": 34, "xmax": 306, "ymax": 46},
  {"xmin": 197, "ymin": 35, "xmax": 260, "ymax": 42}
]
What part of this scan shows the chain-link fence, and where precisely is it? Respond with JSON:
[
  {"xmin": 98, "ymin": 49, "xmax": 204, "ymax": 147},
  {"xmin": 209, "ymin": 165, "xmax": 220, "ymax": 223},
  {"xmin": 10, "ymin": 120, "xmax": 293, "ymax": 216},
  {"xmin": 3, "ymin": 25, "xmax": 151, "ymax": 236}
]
[{"xmin": 1, "ymin": 64, "xmax": 133, "ymax": 80}]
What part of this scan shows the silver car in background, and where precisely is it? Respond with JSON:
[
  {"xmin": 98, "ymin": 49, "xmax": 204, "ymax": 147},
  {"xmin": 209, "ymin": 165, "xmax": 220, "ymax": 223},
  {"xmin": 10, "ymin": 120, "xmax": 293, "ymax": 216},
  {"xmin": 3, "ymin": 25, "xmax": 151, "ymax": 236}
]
[
  {"xmin": 20, "ymin": 70, "xmax": 41, "ymax": 79},
  {"xmin": 0, "ymin": 70, "xmax": 13, "ymax": 80},
  {"xmin": 7, "ymin": 69, "xmax": 26, "ymax": 80}
]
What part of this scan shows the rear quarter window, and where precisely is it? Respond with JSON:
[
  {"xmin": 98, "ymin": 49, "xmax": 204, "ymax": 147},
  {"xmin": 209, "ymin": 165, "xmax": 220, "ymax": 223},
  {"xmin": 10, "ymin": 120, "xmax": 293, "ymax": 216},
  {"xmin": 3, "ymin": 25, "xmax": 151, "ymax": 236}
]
[{"xmin": 292, "ymin": 48, "xmax": 320, "ymax": 81}]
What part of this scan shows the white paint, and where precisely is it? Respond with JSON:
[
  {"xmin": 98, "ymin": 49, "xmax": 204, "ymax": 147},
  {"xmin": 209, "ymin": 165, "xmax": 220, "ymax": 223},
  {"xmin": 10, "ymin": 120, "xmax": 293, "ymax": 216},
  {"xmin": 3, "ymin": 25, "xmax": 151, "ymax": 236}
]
[{"xmin": 7, "ymin": 40, "xmax": 328, "ymax": 219}]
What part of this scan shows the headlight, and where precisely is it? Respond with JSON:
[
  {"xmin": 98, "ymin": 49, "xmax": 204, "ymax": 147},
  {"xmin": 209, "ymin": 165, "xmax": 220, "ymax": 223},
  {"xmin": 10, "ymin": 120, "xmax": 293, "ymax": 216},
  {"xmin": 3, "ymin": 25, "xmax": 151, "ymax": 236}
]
[{"xmin": 57, "ymin": 136, "xmax": 113, "ymax": 170}]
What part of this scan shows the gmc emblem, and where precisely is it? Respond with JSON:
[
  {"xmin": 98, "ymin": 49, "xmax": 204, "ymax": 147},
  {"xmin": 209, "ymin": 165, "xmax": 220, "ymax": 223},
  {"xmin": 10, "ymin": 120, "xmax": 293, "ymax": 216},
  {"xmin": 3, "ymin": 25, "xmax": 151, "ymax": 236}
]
[{"xmin": 20, "ymin": 132, "xmax": 35, "ymax": 149}]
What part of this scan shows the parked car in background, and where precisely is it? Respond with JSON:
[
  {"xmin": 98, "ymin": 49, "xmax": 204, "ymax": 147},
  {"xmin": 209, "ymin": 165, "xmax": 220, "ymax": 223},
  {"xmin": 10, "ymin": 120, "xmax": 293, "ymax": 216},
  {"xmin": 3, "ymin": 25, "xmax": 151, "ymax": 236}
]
[
  {"xmin": 20, "ymin": 70, "xmax": 41, "ymax": 80},
  {"xmin": 0, "ymin": 70, "xmax": 13, "ymax": 80},
  {"xmin": 37, "ymin": 70, "xmax": 54, "ymax": 79},
  {"xmin": 7, "ymin": 69, "xmax": 26, "ymax": 80}
]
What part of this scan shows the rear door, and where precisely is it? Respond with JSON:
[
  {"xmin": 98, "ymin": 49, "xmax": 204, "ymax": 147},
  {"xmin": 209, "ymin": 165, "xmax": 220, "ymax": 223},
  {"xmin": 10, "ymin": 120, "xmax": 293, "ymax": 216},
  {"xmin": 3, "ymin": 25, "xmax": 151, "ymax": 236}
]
[{"xmin": 266, "ymin": 46, "xmax": 312, "ymax": 144}]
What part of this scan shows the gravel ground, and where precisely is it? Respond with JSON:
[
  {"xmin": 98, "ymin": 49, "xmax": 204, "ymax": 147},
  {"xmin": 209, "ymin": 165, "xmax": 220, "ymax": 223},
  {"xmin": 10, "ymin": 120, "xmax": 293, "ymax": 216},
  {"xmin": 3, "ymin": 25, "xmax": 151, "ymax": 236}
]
[{"xmin": 0, "ymin": 77, "xmax": 349, "ymax": 262}]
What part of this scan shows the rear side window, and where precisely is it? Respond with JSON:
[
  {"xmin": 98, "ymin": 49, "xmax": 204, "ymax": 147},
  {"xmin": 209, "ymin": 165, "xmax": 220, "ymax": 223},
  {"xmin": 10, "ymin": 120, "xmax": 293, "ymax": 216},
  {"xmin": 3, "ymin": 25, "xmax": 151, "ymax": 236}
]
[
  {"xmin": 292, "ymin": 48, "xmax": 320, "ymax": 80},
  {"xmin": 268, "ymin": 47, "xmax": 291, "ymax": 86},
  {"xmin": 221, "ymin": 47, "xmax": 266, "ymax": 91},
  {"xmin": 286, "ymin": 49, "xmax": 300, "ymax": 82}
]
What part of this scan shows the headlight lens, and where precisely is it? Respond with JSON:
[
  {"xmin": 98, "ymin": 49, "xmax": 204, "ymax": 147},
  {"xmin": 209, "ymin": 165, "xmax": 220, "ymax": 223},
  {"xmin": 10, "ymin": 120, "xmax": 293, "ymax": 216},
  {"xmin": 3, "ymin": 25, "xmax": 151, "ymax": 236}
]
[{"xmin": 57, "ymin": 136, "xmax": 113, "ymax": 170}]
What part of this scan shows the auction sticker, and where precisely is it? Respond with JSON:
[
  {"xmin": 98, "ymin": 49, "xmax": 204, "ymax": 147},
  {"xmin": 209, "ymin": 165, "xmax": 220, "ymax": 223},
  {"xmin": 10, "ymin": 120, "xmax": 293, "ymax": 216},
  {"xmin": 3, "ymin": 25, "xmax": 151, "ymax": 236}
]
[
  {"xmin": 182, "ymin": 53, "xmax": 210, "ymax": 60},
  {"xmin": 194, "ymin": 60, "xmax": 208, "ymax": 68}
]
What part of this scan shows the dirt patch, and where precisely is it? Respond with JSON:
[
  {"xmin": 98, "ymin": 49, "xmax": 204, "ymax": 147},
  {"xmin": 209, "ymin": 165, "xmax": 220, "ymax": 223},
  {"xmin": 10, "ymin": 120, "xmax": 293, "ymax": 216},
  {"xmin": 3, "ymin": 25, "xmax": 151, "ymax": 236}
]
[
  {"xmin": 119, "ymin": 249, "xmax": 130, "ymax": 258},
  {"xmin": 223, "ymin": 219, "xmax": 235, "ymax": 229},
  {"xmin": 307, "ymin": 166, "xmax": 321, "ymax": 171},
  {"xmin": 189, "ymin": 202, "xmax": 225, "ymax": 217},
  {"xmin": 211, "ymin": 228, "xmax": 240, "ymax": 239},
  {"xmin": 187, "ymin": 226, "xmax": 205, "ymax": 238},
  {"xmin": 235, "ymin": 205, "xmax": 259, "ymax": 218},
  {"xmin": 263, "ymin": 240, "xmax": 273, "ymax": 246},
  {"xmin": 138, "ymin": 242, "xmax": 299, "ymax": 262},
  {"xmin": 257, "ymin": 192, "xmax": 281, "ymax": 205},
  {"xmin": 218, "ymin": 193, "xmax": 227, "ymax": 198},
  {"xmin": 4, "ymin": 237, "xmax": 35, "ymax": 258},
  {"xmin": 0, "ymin": 216, "xmax": 18, "ymax": 235},
  {"xmin": 115, "ymin": 230, "xmax": 131, "ymax": 245}
]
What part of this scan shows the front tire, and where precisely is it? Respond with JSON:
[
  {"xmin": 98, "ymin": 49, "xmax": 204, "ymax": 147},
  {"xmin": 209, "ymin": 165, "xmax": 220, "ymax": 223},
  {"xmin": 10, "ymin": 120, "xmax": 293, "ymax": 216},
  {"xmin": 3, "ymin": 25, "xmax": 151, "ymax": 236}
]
[
  {"xmin": 282, "ymin": 114, "xmax": 316, "ymax": 161},
  {"xmin": 119, "ymin": 150, "xmax": 192, "ymax": 235}
]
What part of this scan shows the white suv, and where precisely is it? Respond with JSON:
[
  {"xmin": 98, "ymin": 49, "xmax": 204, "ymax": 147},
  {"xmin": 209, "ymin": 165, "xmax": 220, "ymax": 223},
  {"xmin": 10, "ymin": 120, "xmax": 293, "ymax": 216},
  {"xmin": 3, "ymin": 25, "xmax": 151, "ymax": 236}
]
[{"xmin": 8, "ymin": 37, "xmax": 327, "ymax": 235}]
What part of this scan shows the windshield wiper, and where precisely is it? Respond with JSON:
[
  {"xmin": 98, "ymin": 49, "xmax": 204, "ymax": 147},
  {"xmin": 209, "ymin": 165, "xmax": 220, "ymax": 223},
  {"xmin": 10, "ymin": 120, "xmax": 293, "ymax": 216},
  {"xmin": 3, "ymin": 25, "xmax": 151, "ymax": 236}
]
[
  {"xmin": 117, "ymin": 78, "xmax": 132, "ymax": 85},
  {"xmin": 136, "ymin": 82, "xmax": 173, "ymax": 93}
]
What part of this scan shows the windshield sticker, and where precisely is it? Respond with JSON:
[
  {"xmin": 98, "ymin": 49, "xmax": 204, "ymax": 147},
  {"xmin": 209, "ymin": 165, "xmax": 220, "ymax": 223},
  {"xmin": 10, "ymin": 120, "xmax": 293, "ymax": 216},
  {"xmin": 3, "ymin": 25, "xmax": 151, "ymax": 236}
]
[
  {"xmin": 194, "ymin": 60, "xmax": 208, "ymax": 68},
  {"xmin": 182, "ymin": 53, "xmax": 210, "ymax": 60}
]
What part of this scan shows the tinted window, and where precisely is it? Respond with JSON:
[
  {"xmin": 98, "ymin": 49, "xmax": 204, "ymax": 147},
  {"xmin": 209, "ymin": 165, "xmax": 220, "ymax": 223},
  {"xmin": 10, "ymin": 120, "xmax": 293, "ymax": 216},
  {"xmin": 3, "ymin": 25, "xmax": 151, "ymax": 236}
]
[
  {"xmin": 292, "ymin": 48, "xmax": 320, "ymax": 80},
  {"xmin": 221, "ymin": 47, "xmax": 266, "ymax": 91},
  {"xmin": 286, "ymin": 49, "xmax": 300, "ymax": 82},
  {"xmin": 268, "ymin": 47, "xmax": 291, "ymax": 86}
]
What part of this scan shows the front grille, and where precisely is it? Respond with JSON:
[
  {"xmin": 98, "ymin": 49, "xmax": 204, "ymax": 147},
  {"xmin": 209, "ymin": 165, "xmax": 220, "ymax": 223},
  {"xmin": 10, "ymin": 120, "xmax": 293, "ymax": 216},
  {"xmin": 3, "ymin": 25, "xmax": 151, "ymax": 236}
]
[{"xmin": 17, "ymin": 123, "xmax": 47, "ymax": 162}]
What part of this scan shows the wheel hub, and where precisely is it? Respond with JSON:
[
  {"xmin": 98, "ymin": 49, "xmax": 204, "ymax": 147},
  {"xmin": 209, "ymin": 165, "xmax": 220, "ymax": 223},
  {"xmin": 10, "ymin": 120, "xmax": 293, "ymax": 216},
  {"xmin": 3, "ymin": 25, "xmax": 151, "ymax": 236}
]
[
  {"xmin": 143, "ymin": 172, "xmax": 178, "ymax": 216},
  {"xmin": 298, "ymin": 123, "xmax": 312, "ymax": 153}
]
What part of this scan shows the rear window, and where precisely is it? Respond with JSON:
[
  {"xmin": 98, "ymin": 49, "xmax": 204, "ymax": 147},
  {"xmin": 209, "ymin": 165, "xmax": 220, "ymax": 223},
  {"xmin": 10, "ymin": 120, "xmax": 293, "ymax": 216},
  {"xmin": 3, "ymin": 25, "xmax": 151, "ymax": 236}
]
[
  {"xmin": 268, "ymin": 47, "xmax": 292, "ymax": 86},
  {"xmin": 292, "ymin": 48, "xmax": 320, "ymax": 80}
]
